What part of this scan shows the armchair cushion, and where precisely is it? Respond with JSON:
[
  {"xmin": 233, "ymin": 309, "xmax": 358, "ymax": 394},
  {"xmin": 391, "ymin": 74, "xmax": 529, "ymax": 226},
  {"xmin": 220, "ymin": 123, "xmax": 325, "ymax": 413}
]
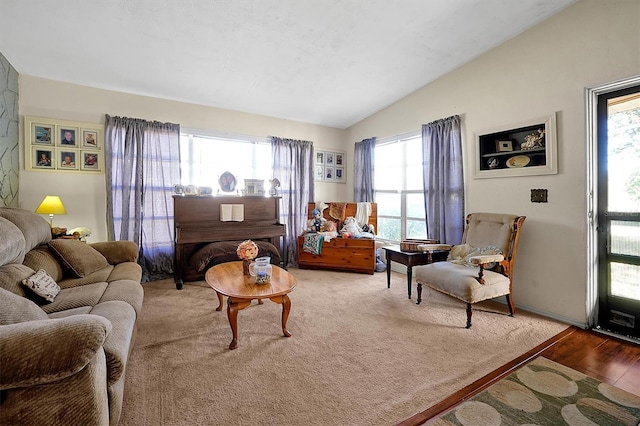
[
  {"xmin": 48, "ymin": 239, "xmax": 109, "ymax": 278},
  {"xmin": 415, "ymin": 262, "xmax": 511, "ymax": 304}
]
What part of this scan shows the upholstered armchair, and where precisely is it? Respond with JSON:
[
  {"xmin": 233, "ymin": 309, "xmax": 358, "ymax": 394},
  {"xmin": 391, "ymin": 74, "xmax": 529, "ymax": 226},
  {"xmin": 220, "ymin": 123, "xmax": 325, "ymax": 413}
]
[{"xmin": 413, "ymin": 213, "xmax": 526, "ymax": 328}]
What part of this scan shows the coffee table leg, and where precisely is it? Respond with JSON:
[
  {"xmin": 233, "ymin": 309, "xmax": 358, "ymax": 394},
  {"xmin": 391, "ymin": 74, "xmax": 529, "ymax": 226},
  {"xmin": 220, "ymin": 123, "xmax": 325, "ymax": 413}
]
[
  {"xmin": 417, "ymin": 283, "xmax": 422, "ymax": 304},
  {"xmin": 215, "ymin": 291, "xmax": 223, "ymax": 311},
  {"xmin": 226, "ymin": 298, "xmax": 251, "ymax": 350},
  {"xmin": 270, "ymin": 295, "xmax": 292, "ymax": 337},
  {"xmin": 281, "ymin": 294, "xmax": 292, "ymax": 337},
  {"xmin": 407, "ymin": 266, "xmax": 412, "ymax": 299}
]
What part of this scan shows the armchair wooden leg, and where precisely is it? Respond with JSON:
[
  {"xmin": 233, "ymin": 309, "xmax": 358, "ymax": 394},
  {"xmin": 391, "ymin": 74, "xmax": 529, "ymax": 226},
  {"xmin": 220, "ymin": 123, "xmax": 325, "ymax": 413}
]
[
  {"xmin": 506, "ymin": 294, "xmax": 515, "ymax": 317},
  {"xmin": 466, "ymin": 303, "xmax": 472, "ymax": 329},
  {"xmin": 416, "ymin": 283, "xmax": 422, "ymax": 305}
]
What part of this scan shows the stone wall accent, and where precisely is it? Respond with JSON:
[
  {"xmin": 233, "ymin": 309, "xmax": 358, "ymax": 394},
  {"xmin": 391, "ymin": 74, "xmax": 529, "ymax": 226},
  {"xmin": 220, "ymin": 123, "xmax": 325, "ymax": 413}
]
[{"xmin": 0, "ymin": 52, "xmax": 19, "ymax": 207}]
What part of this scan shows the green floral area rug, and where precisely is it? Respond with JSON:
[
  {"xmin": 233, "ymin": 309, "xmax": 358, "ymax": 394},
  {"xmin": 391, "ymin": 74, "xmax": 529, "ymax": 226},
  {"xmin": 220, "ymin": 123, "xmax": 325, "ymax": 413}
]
[{"xmin": 432, "ymin": 356, "xmax": 640, "ymax": 426}]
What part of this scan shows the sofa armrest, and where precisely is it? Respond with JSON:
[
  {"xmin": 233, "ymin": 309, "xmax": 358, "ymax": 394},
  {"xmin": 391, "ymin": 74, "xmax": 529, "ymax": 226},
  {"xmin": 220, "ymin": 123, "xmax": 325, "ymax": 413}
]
[
  {"xmin": 90, "ymin": 241, "xmax": 139, "ymax": 264},
  {"xmin": 0, "ymin": 315, "xmax": 111, "ymax": 390}
]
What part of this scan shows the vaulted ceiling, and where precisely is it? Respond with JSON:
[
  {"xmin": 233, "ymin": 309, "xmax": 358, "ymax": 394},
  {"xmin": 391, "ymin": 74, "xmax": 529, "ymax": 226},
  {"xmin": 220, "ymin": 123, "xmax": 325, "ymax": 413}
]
[{"xmin": 0, "ymin": 0, "xmax": 575, "ymax": 128}]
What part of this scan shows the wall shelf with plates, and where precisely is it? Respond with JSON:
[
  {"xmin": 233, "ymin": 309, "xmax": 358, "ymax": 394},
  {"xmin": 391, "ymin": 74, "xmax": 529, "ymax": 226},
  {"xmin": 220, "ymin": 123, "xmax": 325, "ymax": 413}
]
[{"xmin": 474, "ymin": 113, "xmax": 558, "ymax": 178}]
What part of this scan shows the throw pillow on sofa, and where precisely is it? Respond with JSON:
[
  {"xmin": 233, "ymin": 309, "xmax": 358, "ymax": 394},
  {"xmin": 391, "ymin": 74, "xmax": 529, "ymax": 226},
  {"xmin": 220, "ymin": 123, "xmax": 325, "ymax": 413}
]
[
  {"xmin": 22, "ymin": 269, "xmax": 61, "ymax": 303},
  {"xmin": 48, "ymin": 239, "xmax": 109, "ymax": 278}
]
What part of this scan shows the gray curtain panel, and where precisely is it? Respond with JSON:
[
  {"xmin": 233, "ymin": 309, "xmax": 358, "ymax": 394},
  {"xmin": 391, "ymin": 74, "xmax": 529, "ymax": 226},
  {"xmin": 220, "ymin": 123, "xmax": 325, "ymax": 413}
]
[
  {"xmin": 422, "ymin": 115, "xmax": 464, "ymax": 244},
  {"xmin": 271, "ymin": 137, "xmax": 314, "ymax": 266},
  {"xmin": 353, "ymin": 137, "xmax": 376, "ymax": 202},
  {"xmin": 105, "ymin": 115, "xmax": 180, "ymax": 282}
]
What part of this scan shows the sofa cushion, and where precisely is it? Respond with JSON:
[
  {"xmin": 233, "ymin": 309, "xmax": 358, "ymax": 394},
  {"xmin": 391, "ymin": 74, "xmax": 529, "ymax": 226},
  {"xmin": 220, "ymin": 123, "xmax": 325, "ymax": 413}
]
[
  {"xmin": 0, "ymin": 264, "xmax": 34, "ymax": 297},
  {"xmin": 57, "ymin": 265, "xmax": 114, "ymax": 290},
  {"xmin": 0, "ymin": 217, "xmax": 26, "ymax": 266},
  {"xmin": 39, "ymin": 282, "xmax": 108, "ymax": 314},
  {"xmin": 47, "ymin": 306, "xmax": 93, "ymax": 318},
  {"xmin": 48, "ymin": 239, "xmax": 109, "ymax": 278},
  {"xmin": 99, "ymin": 279, "xmax": 144, "ymax": 317},
  {"xmin": 0, "ymin": 287, "xmax": 48, "ymax": 325},
  {"xmin": 0, "ymin": 207, "xmax": 52, "ymax": 252},
  {"xmin": 90, "ymin": 301, "xmax": 136, "ymax": 385},
  {"xmin": 22, "ymin": 269, "xmax": 61, "ymax": 303},
  {"xmin": 106, "ymin": 262, "xmax": 142, "ymax": 284},
  {"xmin": 22, "ymin": 246, "xmax": 65, "ymax": 282}
]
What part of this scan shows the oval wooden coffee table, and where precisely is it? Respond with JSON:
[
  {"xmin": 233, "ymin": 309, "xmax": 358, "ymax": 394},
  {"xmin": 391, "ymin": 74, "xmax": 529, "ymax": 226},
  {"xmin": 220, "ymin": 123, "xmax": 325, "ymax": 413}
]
[{"xmin": 205, "ymin": 261, "xmax": 297, "ymax": 350}]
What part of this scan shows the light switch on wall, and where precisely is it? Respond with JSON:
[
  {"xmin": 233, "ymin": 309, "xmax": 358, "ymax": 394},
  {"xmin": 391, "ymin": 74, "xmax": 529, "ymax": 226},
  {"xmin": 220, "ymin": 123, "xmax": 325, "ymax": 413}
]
[{"xmin": 531, "ymin": 189, "xmax": 548, "ymax": 203}]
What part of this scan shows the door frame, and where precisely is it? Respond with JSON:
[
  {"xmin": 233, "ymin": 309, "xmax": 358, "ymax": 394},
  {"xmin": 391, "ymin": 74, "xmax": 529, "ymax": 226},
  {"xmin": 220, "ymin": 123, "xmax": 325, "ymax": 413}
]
[{"xmin": 585, "ymin": 74, "xmax": 640, "ymax": 330}]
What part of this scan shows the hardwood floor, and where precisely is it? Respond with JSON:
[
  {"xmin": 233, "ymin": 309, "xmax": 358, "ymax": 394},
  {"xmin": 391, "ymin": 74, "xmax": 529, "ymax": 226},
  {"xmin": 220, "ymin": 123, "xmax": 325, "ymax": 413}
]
[{"xmin": 398, "ymin": 326, "xmax": 640, "ymax": 426}]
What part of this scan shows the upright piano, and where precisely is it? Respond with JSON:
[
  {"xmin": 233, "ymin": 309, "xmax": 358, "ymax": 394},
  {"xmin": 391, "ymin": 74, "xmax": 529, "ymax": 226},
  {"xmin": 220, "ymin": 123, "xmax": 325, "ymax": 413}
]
[{"xmin": 173, "ymin": 195, "xmax": 286, "ymax": 289}]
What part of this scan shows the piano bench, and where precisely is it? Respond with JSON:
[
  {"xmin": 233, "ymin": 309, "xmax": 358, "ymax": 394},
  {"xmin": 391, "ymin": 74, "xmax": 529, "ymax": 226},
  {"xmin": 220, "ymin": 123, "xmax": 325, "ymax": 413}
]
[{"xmin": 190, "ymin": 240, "xmax": 282, "ymax": 273}]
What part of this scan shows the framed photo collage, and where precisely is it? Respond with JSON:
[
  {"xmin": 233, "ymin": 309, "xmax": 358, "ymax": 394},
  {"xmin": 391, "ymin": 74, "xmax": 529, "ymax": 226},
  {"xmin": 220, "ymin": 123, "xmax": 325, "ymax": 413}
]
[
  {"xmin": 25, "ymin": 116, "xmax": 104, "ymax": 173},
  {"xmin": 314, "ymin": 149, "xmax": 345, "ymax": 183}
]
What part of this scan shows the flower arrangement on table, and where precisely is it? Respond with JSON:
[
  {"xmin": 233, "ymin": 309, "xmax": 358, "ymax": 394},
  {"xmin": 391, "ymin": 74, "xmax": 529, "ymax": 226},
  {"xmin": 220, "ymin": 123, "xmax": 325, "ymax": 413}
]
[{"xmin": 237, "ymin": 240, "xmax": 259, "ymax": 275}]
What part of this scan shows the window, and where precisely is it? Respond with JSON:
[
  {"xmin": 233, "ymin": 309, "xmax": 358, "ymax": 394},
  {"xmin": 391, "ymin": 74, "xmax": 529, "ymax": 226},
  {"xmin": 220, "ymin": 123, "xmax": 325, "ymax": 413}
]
[
  {"xmin": 180, "ymin": 129, "xmax": 271, "ymax": 191},
  {"xmin": 374, "ymin": 131, "xmax": 426, "ymax": 242}
]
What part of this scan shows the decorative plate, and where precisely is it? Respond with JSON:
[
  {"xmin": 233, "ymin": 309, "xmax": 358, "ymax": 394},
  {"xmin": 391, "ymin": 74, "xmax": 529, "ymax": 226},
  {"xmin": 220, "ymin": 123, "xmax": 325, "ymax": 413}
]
[{"xmin": 506, "ymin": 155, "xmax": 531, "ymax": 168}]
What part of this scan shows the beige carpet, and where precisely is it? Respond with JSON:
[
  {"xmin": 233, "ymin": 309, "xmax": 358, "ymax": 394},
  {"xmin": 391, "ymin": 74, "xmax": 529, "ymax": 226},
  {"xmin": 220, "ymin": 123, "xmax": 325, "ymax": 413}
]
[{"xmin": 120, "ymin": 268, "xmax": 569, "ymax": 426}]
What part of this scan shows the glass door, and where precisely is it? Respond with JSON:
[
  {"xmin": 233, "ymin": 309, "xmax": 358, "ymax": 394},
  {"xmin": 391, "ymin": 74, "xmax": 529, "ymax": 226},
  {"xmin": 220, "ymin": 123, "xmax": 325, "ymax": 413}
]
[{"xmin": 597, "ymin": 87, "xmax": 640, "ymax": 338}]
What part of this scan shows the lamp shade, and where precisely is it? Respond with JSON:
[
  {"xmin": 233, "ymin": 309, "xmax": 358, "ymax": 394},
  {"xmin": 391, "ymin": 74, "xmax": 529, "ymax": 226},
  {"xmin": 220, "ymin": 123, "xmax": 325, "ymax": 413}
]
[{"xmin": 35, "ymin": 196, "xmax": 67, "ymax": 215}]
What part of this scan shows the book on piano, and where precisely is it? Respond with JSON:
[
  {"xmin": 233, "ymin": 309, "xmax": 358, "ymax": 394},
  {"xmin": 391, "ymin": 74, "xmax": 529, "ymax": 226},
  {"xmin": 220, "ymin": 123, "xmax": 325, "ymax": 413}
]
[{"xmin": 220, "ymin": 204, "xmax": 244, "ymax": 222}]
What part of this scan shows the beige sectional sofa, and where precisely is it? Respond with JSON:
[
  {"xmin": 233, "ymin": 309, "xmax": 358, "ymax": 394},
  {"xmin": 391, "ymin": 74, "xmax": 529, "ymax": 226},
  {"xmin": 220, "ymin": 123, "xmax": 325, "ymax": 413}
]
[{"xmin": 0, "ymin": 207, "xmax": 144, "ymax": 426}]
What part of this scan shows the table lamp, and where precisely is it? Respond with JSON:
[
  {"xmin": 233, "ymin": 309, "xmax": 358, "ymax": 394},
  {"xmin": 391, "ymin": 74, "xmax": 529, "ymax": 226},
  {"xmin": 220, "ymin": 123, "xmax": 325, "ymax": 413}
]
[{"xmin": 35, "ymin": 195, "xmax": 67, "ymax": 227}]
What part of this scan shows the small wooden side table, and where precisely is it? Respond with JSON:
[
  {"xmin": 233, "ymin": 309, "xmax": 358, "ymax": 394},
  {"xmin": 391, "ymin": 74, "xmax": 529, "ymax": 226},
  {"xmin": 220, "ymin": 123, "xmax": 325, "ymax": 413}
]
[
  {"xmin": 205, "ymin": 261, "xmax": 297, "ymax": 350},
  {"xmin": 383, "ymin": 245, "xmax": 449, "ymax": 299}
]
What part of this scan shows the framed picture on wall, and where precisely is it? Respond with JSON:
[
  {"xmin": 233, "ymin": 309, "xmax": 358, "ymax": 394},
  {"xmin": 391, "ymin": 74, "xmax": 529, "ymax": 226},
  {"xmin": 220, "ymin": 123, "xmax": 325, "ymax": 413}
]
[
  {"xmin": 81, "ymin": 151, "xmax": 101, "ymax": 171},
  {"xmin": 31, "ymin": 122, "xmax": 54, "ymax": 145},
  {"xmin": 58, "ymin": 126, "xmax": 78, "ymax": 147},
  {"xmin": 326, "ymin": 152, "xmax": 335, "ymax": 165},
  {"xmin": 24, "ymin": 116, "xmax": 104, "ymax": 173},
  {"xmin": 325, "ymin": 167, "xmax": 334, "ymax": 181},
  {"xmin": 31, "ymin": 146, "xmax": 54, "ymax": 169},
  {"xmin": 314, "ymin": 148, "xmax": 346, "ymax": 183},
  {"xmin": 82, "ymin": 129, "xmax": 99, "ymax": 148},
  {"xmin": 58, "ymin": 150, "xmax": 79, "ymax": 170}
]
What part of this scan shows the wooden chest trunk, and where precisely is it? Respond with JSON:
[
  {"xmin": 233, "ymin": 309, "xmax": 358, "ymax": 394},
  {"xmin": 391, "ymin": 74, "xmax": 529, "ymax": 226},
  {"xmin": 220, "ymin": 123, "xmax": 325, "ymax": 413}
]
[{"xmin": 297, "ymin": 236, "xmax": 376, "ymax": 274}]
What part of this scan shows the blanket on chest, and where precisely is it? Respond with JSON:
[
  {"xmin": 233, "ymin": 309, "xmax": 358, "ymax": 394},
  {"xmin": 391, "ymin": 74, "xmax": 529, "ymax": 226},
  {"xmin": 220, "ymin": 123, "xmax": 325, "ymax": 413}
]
[{"xmin": 302, "ymin": 233, "xmax": 324, "ymax": 255}]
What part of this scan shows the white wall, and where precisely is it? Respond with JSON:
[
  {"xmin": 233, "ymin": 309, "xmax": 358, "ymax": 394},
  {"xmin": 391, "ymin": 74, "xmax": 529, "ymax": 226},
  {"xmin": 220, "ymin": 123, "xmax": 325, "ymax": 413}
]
[
  {"xmin": 18, "ymin": 77, "xmax": 350, "ymax": 241},
  {"xmin": 346, "ymin": 0, "xmax": 640, "ymax": 325}
]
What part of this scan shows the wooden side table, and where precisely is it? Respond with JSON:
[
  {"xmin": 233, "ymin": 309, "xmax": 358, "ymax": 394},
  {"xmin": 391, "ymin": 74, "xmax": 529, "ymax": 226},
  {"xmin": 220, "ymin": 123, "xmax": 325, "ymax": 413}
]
[{"xmin": 383, "ymin": 245, "xmax": 449, "ymax": 299}]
